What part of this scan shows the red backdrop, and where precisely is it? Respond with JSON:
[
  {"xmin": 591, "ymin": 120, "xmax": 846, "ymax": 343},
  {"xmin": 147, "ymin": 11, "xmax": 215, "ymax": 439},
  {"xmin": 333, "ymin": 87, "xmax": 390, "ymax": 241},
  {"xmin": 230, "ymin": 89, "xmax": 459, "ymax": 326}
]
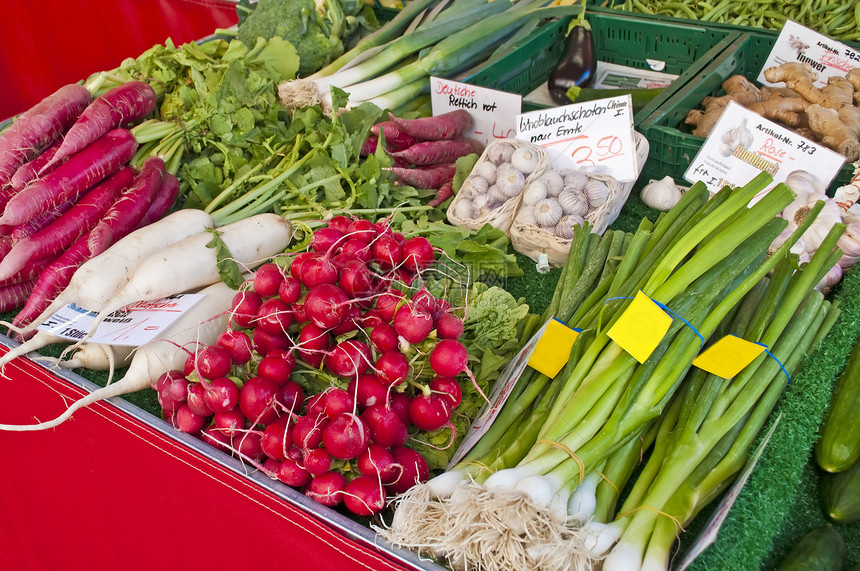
[
  {"xmin": 0, "ymin": 348, "xmax": 427, "ymax": 571},
  {"xmin": 0, "ymin": 0, "xmax": 239, "ymax": 120}
]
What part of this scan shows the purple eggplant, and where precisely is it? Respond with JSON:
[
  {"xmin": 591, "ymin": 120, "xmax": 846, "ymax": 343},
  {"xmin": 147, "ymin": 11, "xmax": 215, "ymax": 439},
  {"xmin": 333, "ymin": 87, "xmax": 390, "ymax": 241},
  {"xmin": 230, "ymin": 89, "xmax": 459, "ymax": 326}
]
[{"xmin": 547, "ymin": 22, "xmax": 597, "ymax": 105}]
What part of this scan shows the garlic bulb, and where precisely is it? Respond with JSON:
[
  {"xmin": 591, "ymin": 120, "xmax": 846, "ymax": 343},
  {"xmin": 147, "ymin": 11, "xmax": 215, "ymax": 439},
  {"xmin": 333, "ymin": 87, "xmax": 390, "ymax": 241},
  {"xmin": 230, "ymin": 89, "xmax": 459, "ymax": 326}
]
[
  {"xmin": 539, "ymin": 170, "xmax": 565, "ymax": 197},
  {"xmin": 815, "ymin": 262, "xmax": 843, "ymax": 293},
  {"xmin": 454, "ymin": 197, "xmax": 472, "ymax": 220},
  {"xmin": 837, "ymin": 222, "xmax": 860, "ymax": 269},
  {"xmin": 522, "ymin": 181, "xmax": 548, "ymax": 206},
  {"xmin": 510, "ymin": 146, "xmax": 540, "ymax": 174},
  {"xmin": 517, "ymin": 205, "xmax": 537, "ymax": 226},
  {"xmin": 534, "ymin": 198, "xmax": 563, "ymax": 227},
  {"xmin": 471, "ymin": 193, "xmax": 494, "ymax": 218},
  {"xmin": 487, "ymin": 141, "xmax": 516, "ymax": 164},
  {"xmin": 563, "ymin": 170, "xmax": 589, "ymax": 191},
  {"xmin": 460, "ymin": 175, "xmax": 488, "ymax": 199},
  {"xmin": 556, "ymin": 215, "xmax": 584, "ymax": 239},
  {"xmin": 489, "ymin": 183, "xmax": 511, "ymax": 204},
  {"xmin": 558, "ymin": 188, "xmax": 589, "ymax": 217},
  {"xmin": 784, "ymin": 192, "xmax": 842, "ymax": 253},
  {"xmin": 474, "ymin": 161, "xmax": 498, "ymax": 185},
  {"xmin": 784, "ymin": 170, "xmax": 824, "ymax": 202},
  {"xmin": 495, "ymin": 164, "xmax": 526, "ymax": 197},
  {"xmin": 584, "ymin": 179, "xmax": 610, "ymax": 209},
  {"xmin": 640, "ymin": 176, "xmax": 682, "ymax": 211}
]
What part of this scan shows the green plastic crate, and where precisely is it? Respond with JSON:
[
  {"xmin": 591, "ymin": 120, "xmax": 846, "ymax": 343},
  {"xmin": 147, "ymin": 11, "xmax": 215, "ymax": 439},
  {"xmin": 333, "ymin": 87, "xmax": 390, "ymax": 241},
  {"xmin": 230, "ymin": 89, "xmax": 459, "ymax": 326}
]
[
  {"xmin": 638, "ymin": 32, "xmax": 855, "ymax": 192},
  {"xmin": 459, "ymin": 10, "xmax": 741, "ymax": 123}
]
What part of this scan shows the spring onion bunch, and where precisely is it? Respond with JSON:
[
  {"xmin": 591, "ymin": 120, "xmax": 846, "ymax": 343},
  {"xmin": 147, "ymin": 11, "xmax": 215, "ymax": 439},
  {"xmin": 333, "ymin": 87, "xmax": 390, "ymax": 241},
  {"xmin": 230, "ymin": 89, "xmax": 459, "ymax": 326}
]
[
  {"xmin": 379, "ymin": 173, "xmax": 844, "ymax": 571},
  {"xmin": 278, "ymin": 0, "xmax": 585, "ymax": 113}
]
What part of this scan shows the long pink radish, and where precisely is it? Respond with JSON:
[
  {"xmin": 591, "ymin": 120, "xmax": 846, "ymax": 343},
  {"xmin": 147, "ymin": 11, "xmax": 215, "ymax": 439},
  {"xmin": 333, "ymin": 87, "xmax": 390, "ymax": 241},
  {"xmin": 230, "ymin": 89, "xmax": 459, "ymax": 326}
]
[
  {"xmin": 0, "ymin": 128, "xmax": 138, "ymax": 227},
  {"xmin": 11, "ymin": 234, "xmax": 103, "ymax": 330},
  {"xmin": 134, "ymin": 172, "xmax": 179, "ymax": 229},
  {"xmin": 85, "ymin": 156, "xmax": 165, "ymax": 256},
  {"xmin": 0, "ymin": 84, "xmax": 91, "ymax": 186},
  {"xmin": 0, "ymin": 167, "xmax": 135, "ymax": 281},
  {"xmin": 9, "ymin": 198, "xmax": 77, "ymax": 243},
  {"xmin": 389, "ymin": 138, "xmax": 483, "ymax": 166},
  {"xmin": 8, "ymin": 209, "xmax": 215, "ymax": 336},
  {"xmin": 387, "ymin": 109, "xmax": 473, "ymax": 140},
  {"xmin": 42, "ymin": 81, "xmax": 157, "ymax": 173},
  {"xmin": 10, "ymin": 141, "xmax": 64, "ymax": 190},
  {"xmin": 389, "ymin": 163, "xmax": 456, "ymax": 189},
  {"xmin": 0, "ymin": 280, "xmax": 236, "ymax": 431},
  {"xmin": 0, "ymin": 279, "xmax": 35, "ymax": 312},
  {"xmin": 11, "ymin": 164, "xmax": 172, "ymax": 331},
  {"xmin": 0, "ymin": 256, "xmax": 55, "ymax": 288},
  {"xmin": 83, "ymin": 213, "xmax": 293, "ymax": 339}
]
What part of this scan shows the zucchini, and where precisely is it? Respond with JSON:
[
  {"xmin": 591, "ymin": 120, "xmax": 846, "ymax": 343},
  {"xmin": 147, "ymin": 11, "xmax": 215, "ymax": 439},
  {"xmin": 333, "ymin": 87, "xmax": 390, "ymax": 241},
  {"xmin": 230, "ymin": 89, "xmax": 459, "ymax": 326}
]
[
  {"xmin": 821, "ymin": 458, "xmax": 860, "ymax": 523},
  {"xmin": 775, "ymin": 524, "xmax": 845, "ymax": 571},
  {"xmin": 815, "ymin": 337, "xmax": 860, "ymax": 472}
]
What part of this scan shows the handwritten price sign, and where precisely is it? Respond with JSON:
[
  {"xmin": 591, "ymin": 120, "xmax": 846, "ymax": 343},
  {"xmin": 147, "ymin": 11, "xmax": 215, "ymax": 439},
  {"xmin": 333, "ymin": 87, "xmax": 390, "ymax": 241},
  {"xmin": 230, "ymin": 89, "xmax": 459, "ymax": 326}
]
[
  {"xmin": 685, "ymin": 101, "xmax": 844, "ymax": 196},
  {"xmin": 515, "ymin": 95, "xmax": 638, "ymax": 181},
  {"xmin": 430, "ymin": 77, "xmax": 522, "ymax": 146}
]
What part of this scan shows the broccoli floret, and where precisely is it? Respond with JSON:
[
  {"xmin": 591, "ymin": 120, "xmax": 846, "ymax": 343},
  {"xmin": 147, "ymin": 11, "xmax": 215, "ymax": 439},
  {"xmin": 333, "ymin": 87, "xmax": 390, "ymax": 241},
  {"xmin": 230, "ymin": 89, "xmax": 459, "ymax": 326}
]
[{"xmin": 237, "ymin": 0, "xmax": 344, "ymax": 77}]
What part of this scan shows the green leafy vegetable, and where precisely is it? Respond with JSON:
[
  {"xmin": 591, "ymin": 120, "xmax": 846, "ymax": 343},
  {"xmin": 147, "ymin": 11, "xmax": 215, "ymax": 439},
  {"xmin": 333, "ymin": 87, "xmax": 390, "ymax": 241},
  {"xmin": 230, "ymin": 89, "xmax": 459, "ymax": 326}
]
[{"xmin": 205, "ymin": 228, "xmax": 245, "ymax": 289}]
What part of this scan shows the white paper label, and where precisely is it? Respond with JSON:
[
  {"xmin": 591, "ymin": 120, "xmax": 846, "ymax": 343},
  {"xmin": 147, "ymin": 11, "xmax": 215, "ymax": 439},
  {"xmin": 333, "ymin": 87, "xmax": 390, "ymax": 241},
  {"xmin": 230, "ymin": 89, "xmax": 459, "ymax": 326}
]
[
  {"xmin": 430, "ymin": 77, "xmax": 522, "ymax": 146},
  {"xmin": 676, "ymin": 416, "xmax": 781, "ymax": 570},
  {"xmin": 515, "ymin": 95, "xmax": 638, "ymax": 181},
  {"xmin": 447, "ymin": 319, "xmax": 550, "ymax": 469},
  {"xmin": 684, "ymin": 101, "xmax": 845, "ymax": 196},
  {"xmin": 593, "ymin": 61, "xmax": 677, "ymax": 89},
  {"xmin": 757, "ymin": 20, "xmax": 860, "ymax": 88},
  {"xmin": 37, "ymin": 294, "xmax": 204, "ymax": 346}
]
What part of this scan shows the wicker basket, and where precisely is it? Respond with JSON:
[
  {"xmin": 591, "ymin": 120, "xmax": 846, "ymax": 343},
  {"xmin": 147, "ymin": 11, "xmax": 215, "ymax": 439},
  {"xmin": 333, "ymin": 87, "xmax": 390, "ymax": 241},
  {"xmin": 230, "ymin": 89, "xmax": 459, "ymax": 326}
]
[
  {"xmin": 511, "ymin": 132, "xmax": 651, "ymax": 266},
  {"xmin": 446, "ymin": 138, "xmax": 550, "ymax": 235}
]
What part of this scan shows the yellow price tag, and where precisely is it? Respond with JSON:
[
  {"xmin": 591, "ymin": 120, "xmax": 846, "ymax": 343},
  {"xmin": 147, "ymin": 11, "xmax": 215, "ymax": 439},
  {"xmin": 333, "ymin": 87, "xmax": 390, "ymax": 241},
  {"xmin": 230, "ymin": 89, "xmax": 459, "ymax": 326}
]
[
  {"xmin": 527, "ymin": 318, "xmax": 580, "ymax": 378},
  {"xmin": 692, "ymin": 334, "xmax": 766, "ymax": 378},
  {"xmin": 607, "ymin": 291, "xmax": 672, "ymax": 364}
]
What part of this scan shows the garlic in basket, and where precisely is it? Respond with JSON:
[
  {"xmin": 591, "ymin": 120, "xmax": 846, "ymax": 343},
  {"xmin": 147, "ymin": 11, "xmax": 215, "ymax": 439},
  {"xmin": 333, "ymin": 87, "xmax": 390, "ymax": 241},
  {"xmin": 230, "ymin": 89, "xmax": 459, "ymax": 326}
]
[
  {"xmin": 534, "ymin": 198, "xmax": 563, "ymax": 228},
  {"xmin": 556, "ymin": 215, "xmax": 585, "ymax": 239},
  {"xmin": 510, "ymin": 146, "xmax": 540, "ymax": 174},
  {"xmin": 539, "ymin": 170, "xmax": 565, "ymax": 197},
  {"xmin": 559, "ymin": 188, "xmax": 589, "ymax": 217},
  {"xmin": 495, "ymin": 163, "xmax": 526, "ymax": 197},
  {"xmin": 522, "ymin": 180, "xmax": 548, "ymax": 206},
  {"xmin": 641, "ymin": 175, "xmax": 682, "ymax": 211}
]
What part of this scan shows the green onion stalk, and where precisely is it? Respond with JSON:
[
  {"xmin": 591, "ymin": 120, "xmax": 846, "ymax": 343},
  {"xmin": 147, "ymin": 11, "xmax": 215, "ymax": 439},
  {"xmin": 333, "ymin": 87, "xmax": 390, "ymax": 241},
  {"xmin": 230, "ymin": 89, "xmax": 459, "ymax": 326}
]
[
  {"xmin": 598, "ymin": 224, "xmax": 843, "ymax": 571},
  {"xmin": 280, "ymin": 0, "xmax": 584, "ymax": 113},
  {"xmin": 380, "ymin": 174, "xmax": 828, "ymax": 571}
]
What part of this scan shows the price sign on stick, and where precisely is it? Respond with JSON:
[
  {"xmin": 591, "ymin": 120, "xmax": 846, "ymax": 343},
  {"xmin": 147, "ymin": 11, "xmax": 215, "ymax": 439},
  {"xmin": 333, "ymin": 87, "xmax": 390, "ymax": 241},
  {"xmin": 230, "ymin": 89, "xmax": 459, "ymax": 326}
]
[
  {"xmin": 757, "ymin": 20, "xmax": 859, "ymax": 88},
  {"xmin": 38, "ymin": 294, "xmax": 204, "ymax": 346},
  {"xmin": 685, "ymin": 101, "xmax": 845, "ymax": 196},
  {"xmin": 515, "ymin": 95, "xmax": 638, "ymax": 181},
  {"xmin": 430, "ymin": 77, "xmax": 522, "ymax": 146}
]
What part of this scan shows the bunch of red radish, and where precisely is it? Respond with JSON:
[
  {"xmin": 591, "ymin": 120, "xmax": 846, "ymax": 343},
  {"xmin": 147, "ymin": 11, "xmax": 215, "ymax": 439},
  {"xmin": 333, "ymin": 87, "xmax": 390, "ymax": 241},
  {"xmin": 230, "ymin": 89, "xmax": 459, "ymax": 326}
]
[
  {"xmin": 361, "ymin": 109, "xmax": 483, "ymax": 207},
  {"xmin": 0, "ymin": 80, "xmax": 170, "ymax": 326},
  {"xmin": 155, "ymin": 215, "xmax": 475, "ymax": 517}
]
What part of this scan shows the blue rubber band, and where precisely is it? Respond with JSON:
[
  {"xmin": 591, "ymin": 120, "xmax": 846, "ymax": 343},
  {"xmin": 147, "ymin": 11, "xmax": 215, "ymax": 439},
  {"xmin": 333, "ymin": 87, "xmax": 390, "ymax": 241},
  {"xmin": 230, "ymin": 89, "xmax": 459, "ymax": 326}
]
[
  {"xmin": 601, "ymin": 294, "xmax": 706, "ymax": 348},
  {"xmin": 763, "ymin": 348, "xmax": 791, "ymax": 384}
]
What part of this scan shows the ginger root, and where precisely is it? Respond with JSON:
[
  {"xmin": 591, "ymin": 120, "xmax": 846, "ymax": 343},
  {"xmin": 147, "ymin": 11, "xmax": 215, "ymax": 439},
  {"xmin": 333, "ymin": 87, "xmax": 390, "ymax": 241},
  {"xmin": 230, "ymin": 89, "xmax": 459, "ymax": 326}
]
[{"xmin": 688, "ymin": 62, "xmax": 860, "ymax": 161}]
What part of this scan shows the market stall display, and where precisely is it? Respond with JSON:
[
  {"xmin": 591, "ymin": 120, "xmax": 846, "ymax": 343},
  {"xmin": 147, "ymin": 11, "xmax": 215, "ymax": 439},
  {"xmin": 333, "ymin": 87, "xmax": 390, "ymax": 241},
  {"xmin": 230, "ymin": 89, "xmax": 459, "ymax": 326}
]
[{"xmin": 0, "ymin": 0, "xmax": 859, "ymax": 569}]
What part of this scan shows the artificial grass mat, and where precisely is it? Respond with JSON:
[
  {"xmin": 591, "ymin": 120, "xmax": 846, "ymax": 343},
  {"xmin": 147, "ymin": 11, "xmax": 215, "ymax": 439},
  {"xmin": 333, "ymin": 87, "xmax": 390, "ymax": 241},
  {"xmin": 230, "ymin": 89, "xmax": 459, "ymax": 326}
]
[{"xmin": 3, "ymin": 189, "xmax": 858, "ymax": 569}]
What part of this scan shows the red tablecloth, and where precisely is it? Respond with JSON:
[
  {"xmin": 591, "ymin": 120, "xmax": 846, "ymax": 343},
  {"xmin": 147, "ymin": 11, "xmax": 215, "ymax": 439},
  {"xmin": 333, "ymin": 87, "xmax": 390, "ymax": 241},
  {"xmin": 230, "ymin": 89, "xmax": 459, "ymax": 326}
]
[
  {"xmin": 0, "ymin": 348, "xmax": 428, "ymax": 571},
  {"xmin": 1, "ymin": 0, "xmax": 239, "ymax": 120}
]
